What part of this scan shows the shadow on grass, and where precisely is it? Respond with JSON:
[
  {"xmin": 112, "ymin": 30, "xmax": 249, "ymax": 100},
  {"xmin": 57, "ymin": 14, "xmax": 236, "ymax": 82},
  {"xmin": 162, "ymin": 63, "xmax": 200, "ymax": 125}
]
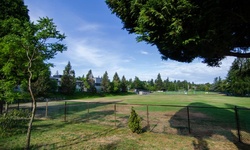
[
  {"xmin": 35, "ymin": 101, "xmax": 117, "ymax": 120},
  {"xmin": 32, "ymin": 127, "xmax": 118, "ymax": 150},
  {"xmin": 169, "ymin": 102, "xmax": 250, "ymax": 150}
]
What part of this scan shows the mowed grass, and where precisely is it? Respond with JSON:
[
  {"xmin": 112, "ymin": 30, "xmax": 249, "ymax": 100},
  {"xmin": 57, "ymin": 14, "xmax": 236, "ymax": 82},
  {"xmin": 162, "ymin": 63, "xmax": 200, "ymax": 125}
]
[
  {"xmin": 0, "ymin": 120, "xmax": 245, "ymax": 150},
  {"xmin": 1, "ymin": 92, "xmax": 250, "ymax": 149}
]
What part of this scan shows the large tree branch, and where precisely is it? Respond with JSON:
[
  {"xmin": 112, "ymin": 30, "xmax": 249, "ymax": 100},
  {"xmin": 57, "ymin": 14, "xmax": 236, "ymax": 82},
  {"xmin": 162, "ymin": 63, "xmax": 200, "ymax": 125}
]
[{"xmin": 227, "ymin": 52, "xmax": 250, "ymax": 58}]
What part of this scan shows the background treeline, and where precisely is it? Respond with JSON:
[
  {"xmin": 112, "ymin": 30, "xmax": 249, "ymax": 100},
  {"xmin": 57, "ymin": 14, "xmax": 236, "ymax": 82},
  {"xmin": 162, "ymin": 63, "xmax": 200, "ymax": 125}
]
[
  {"xmin": 56, "ymin": 62, "xmax": 210, "ymax": 95},
  {"xmin": 43, "ymin": 58, "xmax": 250, "ymax": 97}
]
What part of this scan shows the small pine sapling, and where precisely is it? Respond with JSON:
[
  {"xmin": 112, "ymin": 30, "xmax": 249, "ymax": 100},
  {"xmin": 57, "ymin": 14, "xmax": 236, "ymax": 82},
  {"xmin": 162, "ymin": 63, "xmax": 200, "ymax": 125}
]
[{"xmin": 128, "ymin": 107, "xmax": 142, "ymax": 134}]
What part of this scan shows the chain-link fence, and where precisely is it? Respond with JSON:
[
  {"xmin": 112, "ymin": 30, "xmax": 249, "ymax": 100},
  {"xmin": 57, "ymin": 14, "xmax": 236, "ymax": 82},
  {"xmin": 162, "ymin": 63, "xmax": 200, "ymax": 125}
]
[{"xmin": 6, "ymin": 101, "xmax": 250, "ymax": 144}]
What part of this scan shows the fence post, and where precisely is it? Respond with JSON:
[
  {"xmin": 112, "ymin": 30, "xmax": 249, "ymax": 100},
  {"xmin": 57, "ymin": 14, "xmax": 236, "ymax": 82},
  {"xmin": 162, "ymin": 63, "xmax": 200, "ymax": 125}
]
[
  {"xmin": 114, "ymin": 104, "xmax": 117, "ymax": 127},
  {"xmin": 234, "ymin": 106, "xmax": 242, "ymax": 143},
  {"xmin": 45, "ymin": 99, "xmax": 48, "ymax": 118},
  {"xmin": 5, "ymin": 102, "xmax": 9, "ymax": 114},
  {"xmin": 147, "ymin": 105, "xmax": 150, "ymax": 130},
  {"xmin": 187, "ymin": 106, "xmax": 191, "ymax": 134},
  {"xmin": 17, "ymin": 99, "xmax": 20, "ymax": 110},
  {"xmin": 87, "ymin": 102, "xmax": 90, "ymax": 122},
  {"xmin": 64, "ymin": 101, "xmax": 67, "ymax": 122}
]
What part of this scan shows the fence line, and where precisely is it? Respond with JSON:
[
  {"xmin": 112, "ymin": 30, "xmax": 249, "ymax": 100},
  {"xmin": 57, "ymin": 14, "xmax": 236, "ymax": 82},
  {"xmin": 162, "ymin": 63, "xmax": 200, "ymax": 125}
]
[{"xmin": 6, "ymin": 101, "xmax": 250, "ymax": 144}]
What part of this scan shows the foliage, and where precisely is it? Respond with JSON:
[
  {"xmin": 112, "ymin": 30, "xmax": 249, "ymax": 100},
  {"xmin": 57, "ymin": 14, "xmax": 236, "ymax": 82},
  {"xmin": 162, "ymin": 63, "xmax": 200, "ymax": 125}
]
[
  {"xmin": 101, "ymin": 71, "xmax": 110, "ymax": 93},
  {"xmin": 226, "ymin": 58, "xmax": 250, "ymax": 96},
  {"xmin": 128, "ymin": 107, "xmax": 142, "ymax": 134},
  {"xmin": 155, "ymin": 73, "xmax": 163, "ymax": 90},
  {"xmin": 112, "ymin": 72, "xmax": 121, "ymax": 93},
  {"xmin": 120, "ymin": 75, "xmax": 128, "ymax": 92},
  {"xmin": 132, "ymin": 76, "xmax": 145, "ymax": 90},
  {"xmin": 106, "ymin": 0, "xmax": 250, "ymax": 66},
  {"xmin": 60, "ymin": 61, "xmax": 76, "ymax": 95},
  {"xmin": 0, "ymin": 0, "xmax": 29, "ymax": 36},
  {"xmin": 0, "ymin": 0, "xmax": 30, "ymax": 104},
  {"xmin": 0, "ymin": 1, "xmax": 67, "ymax": 148},
  {"xmin": 84, "ymin": 70, "xmax": 96, "ymax": 93},
  {"xmin": 0, "ymin": 109, "xmax": 30, "ymax": 137}
]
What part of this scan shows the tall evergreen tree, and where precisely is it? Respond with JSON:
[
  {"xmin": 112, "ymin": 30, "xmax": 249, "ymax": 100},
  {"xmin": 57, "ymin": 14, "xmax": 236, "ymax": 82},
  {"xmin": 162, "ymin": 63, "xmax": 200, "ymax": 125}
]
[
  {"xmin": 226, "ymin": 58, "xmax": 250, "ymax": 96},
  {"xmin": 101, "ymin": 71, "xmax": 110, "ymax": 93},
  {"xmin": 120, "ymin": 75, "xmax": 128, "ymax": 92},
  {"xmin": 84, "ymin": 70, "xmax": 96, "ymax": 93},
  {"xmin": 60, "ymin": 62, "xmax": 76, "ymax": 95},
  {"xmin": 155, "ymin": 73, "xmax": 163, "ymax": 91},
  {"xmin": 112, "ymin": 72, "xmax": 121, "ymax": 93},
  {"xmin": 106, "ymin": 0, "xmax": 250, "ymax": 66},
  {"xmin": 133, "ymin": 76, "xmax": 144, "ymax": 90}
]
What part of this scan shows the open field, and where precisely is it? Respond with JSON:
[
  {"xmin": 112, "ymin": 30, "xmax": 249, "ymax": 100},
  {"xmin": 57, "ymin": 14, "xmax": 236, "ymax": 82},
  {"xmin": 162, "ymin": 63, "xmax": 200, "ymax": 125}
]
[{"xmin": 1, "ymin": 92, "xmax": 250, "ymax": 149}]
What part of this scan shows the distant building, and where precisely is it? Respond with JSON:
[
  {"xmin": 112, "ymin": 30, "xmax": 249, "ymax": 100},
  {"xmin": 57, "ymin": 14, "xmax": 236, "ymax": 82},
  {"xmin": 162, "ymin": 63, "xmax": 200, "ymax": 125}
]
[
  {"xmin": 76, "ymin": 80, "xmax": 83, "ymax": 92},
  {"xmin": 51, "ymin": 73, "xmax": 102, "ymax": 93},
  {"xmin": 94, "ymin": 77, "xmax": 102, "ymax": 92},
  {"xmin": 51, "ymin": 74, "xmax": 63, "ymax": 87}
]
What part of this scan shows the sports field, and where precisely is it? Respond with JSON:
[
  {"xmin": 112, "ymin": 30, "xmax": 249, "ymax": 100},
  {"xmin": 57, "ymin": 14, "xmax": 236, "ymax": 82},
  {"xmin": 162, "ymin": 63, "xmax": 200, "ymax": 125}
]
[{"xmin": 1, "ymin": 92, "xmax": 250, "ymax": 149}]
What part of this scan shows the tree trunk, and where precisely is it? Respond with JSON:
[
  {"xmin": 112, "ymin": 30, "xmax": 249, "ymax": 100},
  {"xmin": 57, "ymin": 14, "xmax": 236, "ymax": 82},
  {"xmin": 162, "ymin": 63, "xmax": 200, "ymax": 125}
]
[
  {"xmin": 0, "ymin": 101, "xmax": 3, "ymax": 114},
  {"xmin": 25, "ymin": 98, "xmax": 36, "ymax": 150},
  {"xmin": 4, "ymin": 102, "xmax": 8, "ymax": 116},
  {"xmin": 25, "ymin": 53, "xmax": 36, "ymax": 150}
]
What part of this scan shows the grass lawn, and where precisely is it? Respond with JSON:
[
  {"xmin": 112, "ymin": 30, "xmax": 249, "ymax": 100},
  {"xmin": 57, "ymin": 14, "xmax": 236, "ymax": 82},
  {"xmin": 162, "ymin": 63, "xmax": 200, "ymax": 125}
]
[
  {"xmin": 0, "ymin": 120, "xmax": 247, "ymax": 150},
  {"xmin": 1, "ymin": 92, "xmax": 250, "ymax": 149}
]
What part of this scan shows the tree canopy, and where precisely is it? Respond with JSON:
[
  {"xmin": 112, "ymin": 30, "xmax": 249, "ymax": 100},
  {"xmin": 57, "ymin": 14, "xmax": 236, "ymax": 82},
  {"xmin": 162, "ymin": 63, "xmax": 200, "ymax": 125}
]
[
  {"xmin": 106, "ymin": 0, "xmax": 250, "ymax": 66},
  {"xmin": 226, "ymin": 58, "xmax": 250, "ymax": 96},
  {"xmin": 0, "ymin": 1, "xmax": 67, "ymax": 148}
]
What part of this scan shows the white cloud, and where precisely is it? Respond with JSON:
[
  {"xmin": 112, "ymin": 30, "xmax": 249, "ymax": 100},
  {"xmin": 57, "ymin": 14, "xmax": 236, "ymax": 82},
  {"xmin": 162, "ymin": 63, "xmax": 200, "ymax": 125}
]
[
  {"xmin": 68, "ymin": 38, "xmax": 120, "ymax": 66},
  {"xmin": 77, "ymin": 21, "xmax": 101, "ymax": 32},
  {"xmin": 140, "ymin": 50, "xmax": 149, "ymax": 55},
  {"xmin": 152, "ymin": 57, "xmax": 235, "ymax": 83}
]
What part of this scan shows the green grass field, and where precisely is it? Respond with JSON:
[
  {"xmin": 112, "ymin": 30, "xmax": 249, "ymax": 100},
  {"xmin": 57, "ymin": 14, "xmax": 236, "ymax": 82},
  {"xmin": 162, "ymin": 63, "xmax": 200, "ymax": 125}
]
[{"xmin": 1, "ymin": 92, "xmax": 250, "ymax": 149}]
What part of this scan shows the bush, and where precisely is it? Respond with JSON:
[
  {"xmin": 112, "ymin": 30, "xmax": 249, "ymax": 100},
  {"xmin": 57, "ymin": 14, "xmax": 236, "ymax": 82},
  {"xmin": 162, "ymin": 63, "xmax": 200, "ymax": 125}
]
[
  {"xmin": 128, "ymin": 107, "xmax": 142, "ymax": 134},
  {"xmin": 0, "ymin": 109, "xmax": 30, "ymax": 137}
]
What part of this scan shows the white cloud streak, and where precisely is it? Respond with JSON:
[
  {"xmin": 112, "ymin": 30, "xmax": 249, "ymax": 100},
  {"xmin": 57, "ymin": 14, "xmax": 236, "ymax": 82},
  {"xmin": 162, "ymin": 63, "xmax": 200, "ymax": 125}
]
[{"xmin": 140, "ymin": 50, "xmax": 149, "ymax": 55}]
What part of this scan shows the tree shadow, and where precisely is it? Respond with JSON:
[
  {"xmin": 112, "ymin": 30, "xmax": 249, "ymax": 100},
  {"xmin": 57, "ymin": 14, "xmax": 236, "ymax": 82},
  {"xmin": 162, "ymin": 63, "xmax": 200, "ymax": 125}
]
[
  {"xmin": 169, "ymin": 102, "xmax": 250, "ymax": 150},
  {"xmin": 32, "ymin": 127, "xmax": 118, "ymax": 149},
  {"xmin": 34, "ymin": 101, "xmax": 117, "ymax": 120}
]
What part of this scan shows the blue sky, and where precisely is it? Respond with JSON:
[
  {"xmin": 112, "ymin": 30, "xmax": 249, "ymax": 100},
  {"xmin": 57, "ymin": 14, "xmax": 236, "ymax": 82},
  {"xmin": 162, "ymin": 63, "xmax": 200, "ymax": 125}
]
[{"xmin": 24, "ymin": 0, "xmax": 235, "ymax": 83}]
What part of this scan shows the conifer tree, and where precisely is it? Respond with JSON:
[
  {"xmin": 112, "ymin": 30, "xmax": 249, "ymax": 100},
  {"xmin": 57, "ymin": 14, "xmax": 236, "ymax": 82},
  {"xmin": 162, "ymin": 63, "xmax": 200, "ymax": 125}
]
[
  {"xmin": 84, "ymin": 70, "xmax": 96, "ymax": 93},
  {"xmin": 60, "ymin": 61, "xmax": 76, "ymax": 95},
  {"xmin": 128, "ymin": 107, "xmax": 142, "ymax": 134},
  {"xmin": 155, "ymin": 73, "xmax": 163, "ymax": 91},
  {"xmin": 120, "ymin": 75, "xmax": 128, "ymax": 92},
  {"xmin": 101, "ymin": 71, "xmax": 110, "ymax": 93},
  {"xmin": 112, "ymin": 72, "xmax": 121, "ymax": 93}
]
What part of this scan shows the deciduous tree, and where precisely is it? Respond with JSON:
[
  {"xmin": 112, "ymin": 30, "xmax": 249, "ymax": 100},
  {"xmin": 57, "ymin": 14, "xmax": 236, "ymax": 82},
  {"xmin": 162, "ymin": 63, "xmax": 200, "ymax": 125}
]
[
  {"xmin": 0, "ymin": 0, "xmax": 30, "ymax": 114},
  {"xmin": 0, "ymin": 16, "xmax": 66, "ymax": 149}
]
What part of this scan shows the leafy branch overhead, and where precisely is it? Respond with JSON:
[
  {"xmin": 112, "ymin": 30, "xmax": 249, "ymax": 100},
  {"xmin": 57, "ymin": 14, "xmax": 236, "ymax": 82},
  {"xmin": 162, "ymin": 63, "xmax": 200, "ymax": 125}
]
[{"xmin": 106, "ymin": 0, "xmax": 250, "ymax": 66}]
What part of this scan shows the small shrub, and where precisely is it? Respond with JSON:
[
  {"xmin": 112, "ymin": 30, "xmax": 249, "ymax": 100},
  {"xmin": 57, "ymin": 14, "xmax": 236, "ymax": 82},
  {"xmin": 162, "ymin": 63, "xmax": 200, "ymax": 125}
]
[
  {"xmin": 0, "ymin": 109, "xmax": 30, "ymax": 137},
  {"xmin": 128, "ymin": 107, "xmax": 142, "ymax": 134}
]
